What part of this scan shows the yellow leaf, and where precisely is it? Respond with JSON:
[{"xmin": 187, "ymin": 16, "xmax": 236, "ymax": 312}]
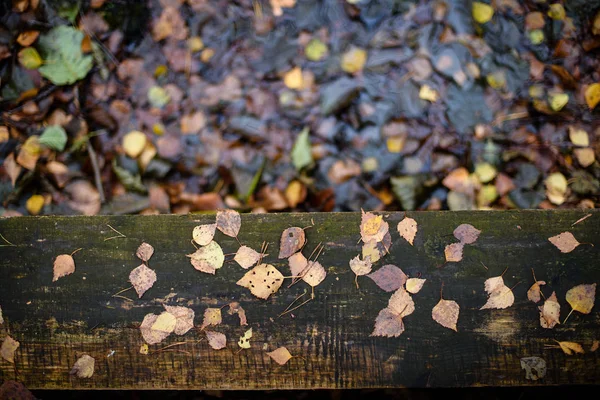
[
  {"xmin": 557, "ymin": 341, "xmax": 584, "ymax": 355},
  {"xmin": 305, "ymin": 38, "xmax": 328, "ymax": 61},
  {"xmin": 406, "ymin": 278, "xmax": 426, "ymax": 294},
  {"xmin": 486, "ymin": 71, "xmax": 506, "ymax": 90},
  {"xmin": 419, "ymin": 84, "xmax": 439, "ymax": 102},
  {"xmin": 17, "ymin": 135, "xmax": 41, "ymax": 170},
  {"xmin": 362, "ymin": 240, "xmax": 381, "ymax": 263},
  {"xmin": 547, "ymin": 3, "xmax": 565, "ymax": 20},
  {"xmin": 18, "ymin": 47, "xmax": 42, "ymax": 69},
  {"xmin": 386, "ymin": 136, "xmax": 405, "ymax": 153},
  {"xmin": 188, "ymin": 36, "xmax": 204, "ymax": 52},
  {"xmin": 340, "ymin": 46, "xmax": 367, "ymax": 73},
  {"xmin": 574, "ymin": 148, "xmax": 595, "ymax": 168},
  {"xmin": 187, "ymin": 241, "xmax": 225, "ymax": 274},
  {"xmin": 151, "ymin": 311, "xmax": 177, "ymax": 333},
  {"xmin": 26, "ymin": 194, "xmax": 45, "ymax": 215},
  {"xmin": 237, "ymin": 328, "xmax": 252, "ymax": 349},
  {"xmin": 584, "ymin": 83, "xmax": 600, "ymax": 110},
  {"xmin": 566, "ymin": 283, "xmax": 596, "ymax": 314},
  {"xmin": 201, "ymin": 48, "xmax": 214, "ymax": 62},
  {"xmin": 569, "ymin": 127, "xmax": 589, "ymax": 147},
  {"xmin": 122, "ymin": 130, "xmax": 147, "ymax": 158},
  {"xmin": 140, "ymin": 344, "xmax": 149, "ymax": 354},
  {"xmin": 545, "ymin": 172, "xmax": 567, "ymax": 205},
  {"xmin": 528, "ymin": 29, "xmax": 545, "ymax": 45},
  {"xmin": 474, "ymin": 162, "xmax": 497, "ymax": 183},
  {"xmin": 200, "ymin": 307, "xmax": 222, "ymax": 330},
  {"xmin": 472, "ymin": 2, "xmax": 494, "ymax": 24},
  {"xmin": 549, "ymin": 93, "xmax": 568, "ymax": 111},
  {"xmin": 283, "ymin": 67, "xmax": 303, "ymax": 90}
]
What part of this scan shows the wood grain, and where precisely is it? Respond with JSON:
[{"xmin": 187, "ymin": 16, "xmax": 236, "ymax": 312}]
[{"xmin": 0, "ymin": 210, "xmax": 599, "ymax": 389}]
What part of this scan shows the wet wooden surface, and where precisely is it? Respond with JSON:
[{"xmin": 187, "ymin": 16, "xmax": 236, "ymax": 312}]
[{"xmin": 0, "ymin": 210, "xmax": 599, "ymax": 389}]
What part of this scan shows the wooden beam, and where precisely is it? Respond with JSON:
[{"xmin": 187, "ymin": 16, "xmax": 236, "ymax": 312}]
[{"xmin": 0, "ymin": 210, "xmax": 598, "ymax": 389}]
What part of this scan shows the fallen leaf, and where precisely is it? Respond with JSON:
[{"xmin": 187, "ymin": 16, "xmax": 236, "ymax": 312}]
[
  {"xmin": 362, "ymin": 240, "xmax": 382, "ymax": 263},
  {"xmin": 122, "ymin": 130, "xmax": 147, "ymax": 158},
  {"xmin": 574, "ymin": 148, "xmax": 595, "ymax": 168},
  {"xmin": 26, "ymin": 194, "xmax": 44, "ymax": 215},
  {"xmin": 557, "ymin": 341, "xmax": 584, "ymax": 355},
  {"xmin": 289, "ymin": 252, "xmax": 308, "ymax": 277},
  {"xmin": 388, "ymin": 288, "xmax": 416, "ymax": 318},
  {"xmin": 360, "ymin": 210, "xmax": 389, "ymax": 243},
  {"xmin": 278, "ymin": 227, "xmax": 306, "ymax": 259},
  {"xmin": 444, "ymin": 242, "xmax": 464, "ymax": 262},
  {"xmin": 228, "ymin": 302, "xmax": 248, "ymax": 326},
  {"xmin": 367, "ymin": 265, "xmax": 407, "ymax": 292},
  {"xmin": 305, "ymin": 38, "xmax": 328, "ymax": 61},
  {"xmin": 548, "ymin": 232, "xmax": 580, "ymax": 253},
  {"xmin": 585, "ymin": 83, "xmax": 600, "ymax": 110},
  {"xmin": 267, "ymin": 347, "xmax": 293, "ymax": 365},
  {"xmin": 129, "ymin": 264, "xmax": 157, "ymax": 298},
  {"xmin": 164, "ymin": 305, "xmax": 194, "ymax": 335},
  {"xmin": 216, "ymin": 209, "xmax": 241, "ymax": 238},
  {"xmin": 371, "ymin": 308, "xmax": 405, "ymax": 337},
  {"xmin": 136, "ymin": 242, "xmax": 154, "ymax": 262},
  {"xmin": 180, "ymin": 112, "xmax": 206, "ymax": 134},
  {"xmin": 140, "ymin": 313, "xmax": 171, "ymax": 344},
  {"xmin": 234, "ymin": 245, "xmax": 261, "ymax": 269},
  {"xmin": 539, "ymin": 292, "xmax": 560, "ymax": 329},
  {"xmin": 70, "ymin": 355, "xmax": 95, "ymax": 378},
  {"xmin": 406, "ymin": 278, "xmax": 426, "ymax": 294},
  {"xmin": 397, "ymin": 217, "xmax": 417, "ymax": 245},
  {"xmin": 549, "ymin": 92, "xmax": 568, "ymax": 111},
  {"xmin": 349, "ymin": 255, "xmax": 372, "ymax": 277},
  {"xmin": 520, "ymin": 357, "xmax": 546, "ymax": 381},
  {"xmin": 473, "ymin": 2, "xmax": 494, "ymax": 24},
  {"xmin": 140, "ymin": 344, "xmax": 149, "ymax": 354},
  {"xmin": 1, "ymin": 336, "xmax": 19, "ymax": 363},
  {"xmin": 200, "ymin": 308, "xmax": 222, "ymax": 330},
  {"xmin": 238, "ymin": 328, "xmax": 252, "ymax": 349},
  {"xmin": 17, "ymin": 135, "xmax": 40, "ymax": 170},
  {"xmin": 480, "ymin": 275, "xmax": 514, "ymax": 310},
  {"xmin": 17, "ymin": 30, "xmax": 40, "ymax": 47},
  {"xmin": 591, "ymin": 341, "xmax": 599, "ymax": 352},
  {"xmin": 566, "ymin": 283, "xmax": 596, "ymax": 315},
  {"xmin": 432, "ymin": 299, "xmax": 459, "ymax": 331},
  {"xmin": 453, "ymin": 224, "xmax": 481, "ymax": 244},
  {"xmin": 419, "ymin": 84, "xmax": 438, "ymax": 102},
  {"xmin": 192, "ymin": 224, "xmax": 216, "ymax": 246},
  {"xmin": 187, "ymin": 241, "xmax": 225, "ymax": 274},
  {"xmin": 291, "ymin": 127, "xmax": 313, "ymax": 171},
  {"xmin": 569, "ymin": 127, "xmax": 590, "ymax": 147},
  {"xmin": 283, "ymin": 67, "xmax": 303, "ymax": 89},
  {"xmin": 301, "ymin": 261, "xmax": 327, "ymax": 287},
  {"xmin": 206, "ymin": 331, "xmax": 227, "ymax": 350},
  {"xmin": 148, "ymin": 86, "xmax": 170, "ymax": 108},
  {"xmin": 545, "ymin": 172, "xmax": 567, "ymax": 205},
  {"xmin": 236, "ymin": 264, "xmax": 284, "ymax": 300},
  {"xmin": 152, "ymin": 311, "xmax": 177, "ymax": 334},
  {"xmin": 547, "ymin": 3, "xmax": 565, "ymax": 20},
  {"xmin": 527, "ymin": 280, "xmax": 546, "ymax": 303},
  {"xmin": 341, "ymin": 46, "xmax": 367, "ymax": 74},
  {"xmin": 53, "ymin": 254, "xmax": 75, "ymax": 282}
]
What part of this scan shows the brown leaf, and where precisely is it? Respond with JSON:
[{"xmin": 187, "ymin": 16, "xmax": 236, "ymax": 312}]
[
  {"xmin": 327, "ymin": 159, "xmax": 361, "ymax": 184},
  {"xmin": 206, "ymin": 331, "xmax": 227, "ymax": 350},
  {"xmin": 228, "ymin": 302, "xmax": 248, "ymax": 326},
  {"xmin": 64, "ymin": 180, "xmax": 101, "ymax": 216},
  {"xmin": 236, "ymin": 264, "xmax": 284, "ymax": 300},
  {"xmin": 548, "ymin": 231, "xmax": 580, "ymax": 253},
  {"xmin": 200, "ymin": 308, "xmax": 222, "ymax": 330},
  {"xmin": 53, "ymin": 254, "xmax": 75, "ymax": 282},
  {"xmin": 267, "ymin": 347, "xmax": 293, "ymax": 365},
  {"xmin": 234, "ymin": 245, "xmax": 261, "ymax": 269},
  {"xmin": 152, "ymin": 6, "xmax": 188, "ymax": 41},
  {"xmin": 520, "ymin": 357, "xmax": 546, "ymax": 381},
  {"xmin": 70, "ymin": 355, "xmax": 95, "ymax": 378},
  {"xmin": 349, "ymin": 255, "xmax": 372, "ymax": 276},
  {"xmin": 453, "ymin": 224, "xmax": 481, "ymax": 244},
  {"xmin": 360, "ymin": 210, "xmax": 389, "ymax": 243},
  {"xmin": 164, "ymin": 305, "xmax": 194, "ymax": 335},
  {"xmin": 3, "ymin": 153, "xmax": 21, "ymax": 188},
  {"xmin": 192, "ymin": 224, "xmax": 216, "ymax": 246},
  {"xmin": 397, "ymin": 217, "xmax": 417, "ymax": 245},
  {"xmin": 187, "ymin": 241, "xmax": 224, "ymax": 274},
  {"xmin": 539, "ymin": 292, "xmax": 560, "ymax": 329},
  {"xmin": 367, "ymin": 264, "xmax": 407, "ymax": 292},
  {"xmin": 406, "ymin": 278, "xmax": 426, "ymax": 294},
  {"xmin": 444, "ymin": 242, "xmax": 464, "ymax": 262},
  {"xmin": 527, "ymin": 280, "xmax": 546, "ymax": 303},
  {"xmin": 129, "ymin": 264, "xmax": 157, "ymax": 298},
  {"xmin": 216, "ymin": 209, "xmax": 241, "ymax": 238},
  {"xmin": 371, "ymin": 308, "xmax": 405, "ymax": 337},
  {"xmin": 16, "ymin": 30, "xmax": 40, "ymax": 46},
  {"xmin": 432, "ymin": 299, "xmax": 459, "ymax": 331},
  {"xmin": 557, "ymin": 341, "xmax": 584, "ymax": 355},
  {"xmin": 480, "ymin": 276, "xmax": 514, "ymax": 310},
  {"xmin": 566, "ymin": 283, "xmax": 596, "ymax": 314},
  {"xmin": 136, "ymin": 242, "xmax": 154, "ymax": 262},
  {"xmin": 278, "ymin": 227, "xmax": 306, "ymax": 259},
  {"xmin": 180, "ymin": 111, "xmax": 206, "ymax": 134},
  {"xmin": 388, "ymin": 288, "xmax": 415, "ymax": 317},
  {"xmin": 1, "ymin": 335, "xmax": 19, "ymax": 363}
]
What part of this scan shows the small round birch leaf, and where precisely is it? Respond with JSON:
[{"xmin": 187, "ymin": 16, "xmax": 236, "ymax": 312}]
[
  {"xmin": 557, "ymin": 341, "xmax": 584, "ymax": 355},
  {"xmin": 129, "ymin": 264, "xmax": 157, "ymax": 298},
  {"xmin": 267, "ymin": 347, "xmax": 293, "ymax": 365},
  {"xmin": 187, "ymin": 241, "xmax": 224, "ymax": 274},
  {"xmin": 192, "ymin": 224, "xmax": 216, "ymax": 246},
  {"xmin": 228, "ymin": 302, "xmax": 248, "ymax": 326},
  {"xmin": 349, "ymin": 255, "xmax": 372, "ymax": 276},
  {"xmin": 520, "ymin": 357, "xmax": 546, "ymax": 381},
  {"xmin": 278, "ymin": 227, "xmax": 306, "ymax": 259},
  {"xmin": 200, "ymin": 308, "xmax": 222, "ymax": 330},
  {"xmin": 453, "ymin": 224, "xmax": 481, "ymax": 244},
  {"xmin": 70, "ymin": 355, "xmax": 95, "ymax": 378},
  {"xmin": 566, "ymin": 283, "xmax": 596, "ymax": 314},
  {"xmin": 406, "ymin": 278, "xmax": 426, "ymax": 294},
  {"xmin": 397, "ymin": 217, "xmax": 417, "ymax": 245},
  {"xmin": 480, "ymin": 276, "xmax": 514, "ymax": 310},
  {"xmin": 444, "ymin": 242, "xmax": 464, "ymax": 262},
  {"xmin": 362, "ymin": 240, "xmax": 381, "ymax": 263},
  {"xmin": 234, "ymin": 245, "xmax": 261, "ymax": 269},
  {"xmin": 236, "ymin": 264, "xmax": 284, "ymax": 300},
  {"xmin": 548, "ymin": 231, "xmax": 580, "ymax": 253},
  {"xmin": 527, "ymin": 281, "xmax": 546, "ymax": 303},
  {"xmin": 484, "ymin": 276, "xmax": 505, "ymax": 294},
  {"xmin": 164, "ymin": 305, "xmax": 194, "ymax": 335},
  {"xmin": 237, "ymin": 328, "xmax": 252, "ymax": 349},
  {"xmin": 136, "ymin": 242, "xmax": 154, "ymax": 262},
  {"xmin": 289, "ymin": 252, "xmax": 308, "ymax": 277},
  {"xmin": 367, "ymin": 265, "xmax": 407, "ymax": 292},
  {"xmin": 302, "ymin": 261, "xmax": 326, "ymax": 287},
  {"xmin": 1, "ymin": 336, "xmax": 19, "ymax": 363},
  {"xmin": 216, "ymin": 209, "xmax": 241, "ymax": 237},
  {"xmin": 371, "ymin": 308, "xmax": 405, "ymax": 337},
  {"xmin": 388, "ymin": 288, "xmax": 415, "ymax": 318},
  {"xmin": 151, "ymin": 311, "xmax": 177, "ymax": 334},
  {"xmin": 539, "ymin": 291, "xmax": 560, "ymax": 329},
  {"xmin": 53, "ymin": 254, "xmax": 75, "ymax": 282},
  {"xmin": 206, "ymin": 331, "xmax": 227, "ymax": 350},
  {"xmin": 140, "ymin": 313, "xmax": 170, "ymax": 344},
  {"xmin": 432, "ymin": 299, "xmax": 459, "ymax": 331},
  {"xmin": 360, "ymin": 210, "xmax": 389, "ymax": 243}
]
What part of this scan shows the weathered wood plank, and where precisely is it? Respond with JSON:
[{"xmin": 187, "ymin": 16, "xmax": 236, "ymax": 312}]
[{"xmin": 0, "ymin": 210, "xmax": 598, "ymax": 389}]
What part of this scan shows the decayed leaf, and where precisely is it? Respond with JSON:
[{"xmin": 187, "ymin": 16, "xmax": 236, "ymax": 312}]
[
  {"xmin": 234, "ymin": 245, "xmax": 261, "ymax": 269},
  {"xmin": 480, "ymin": 276, "xmax": 514, "ymax": 310},
  {"xmin": 136, "ymin": 242, "xmax": 154, "ymax": 262},
  {"xmin": 557, "ymin": 341, "xmax": 584, "ymax": 355},
  {"xmin": 267, "ymin": 347, "xmax": 293, "ymax": 365},
  {"xmin": 238, "ymin": 328, "xmax": 252, "ymax": 349},
  {"xmin": 453, "ymin": 224, "xmax": 481, "ymax": 244},
  {"xmin": 388, "ymin": 288, "xmax": 415, "ymax": 317},
  {"xmin": 371, "ymin": 308, "xmax": 405, "ymax": 337},
  {"xmin": 406, "ymin": 278, "xmax": 426, "ymax": 294},
  {"xmin": 527, "ymin": 280, "xmax": 546, "ymax": 303},
  {"xmin": 200, "ymin": 308, "xmax": 222, "ymax": 330},
  {"xmin": 53, "ymin": 254, "xmax": 75, "ymax": 282},
  {"xmin": 520, "ymin": 357, "xmax": 546, "ymax": 381},
  {"xmin": 140, "ymin": 313, "xmax": 171, "ymax": 344},
  {"xmin": 432, "ymin": 299, "xmax": 459, "ymax": 331},
  {"xmin": 228, "ymin": 302, "xmax": 248, "ymax": 326},
  {"xmin": 349, "ymin": 255, "xmax": 372, "ymax": 276},
  {"xmin": 129, "ymin": 264, "xmax": 157, "ymax": 298},
  {"xmin": 367, "ymin": 265, "xmax": 407, "ymax": 292},
  {"xmin": 70, "ymin": 355, "xmax": 95, "ymax": 378},
  {"xmin": 164, "ymin": 305, "xmax": 194, "ymax": 335},
  {"xmin": 301, "ymin": 261, "xmax": 326, "ymax": 287},
  {"xmin": 236, "ymin": 264, "xmax": 284, "ymax": 300},
  {"xmin": 397, "ymin": 217, "xmax": 417, "ymax": 245},
  {"xmin": 140, "ymin": 344, "xmax": 149, "ymax": 354},
  {"xmin": 216, "ymin": 209, "xmax": 241, "ymax": 237},
  {"xmin": 444, "ymin": 242, "xmax": 464, "ymax": 262},
  {"xmin": 1, "ymin": 336, "xmax": 19, "ymax": 363},
  {"xmin": 360, "ymin": 210, "xmax": 389, "ymax": 243},
  {"xmin": 187, "ymin": 241, "xmax": 225, "ymax": 274},
  {"xmin": 539, "ymin": 292, "xmax": 560, "ymax": 329},
  {"xmin": 206, "ymin": 331, "xmax": 227, "ymax": 350},
  {"xmin": 548, "ymin": 232, "xmax": 580, "ymax": 253},
  {"xmin": 362, "ymin": 240, "xmax": 381, "ymax": 263},
  {"xmin": 278, "ymin": 227, "xmax": 306, "ymax": 259},
  {"xmin": 566, "ymin": 283, "xmax": 596, "ymax": 315},
  {"xmin": 192, "ymin": 224, "xmax": 216, "ymax": 246},
  {"xmin": 152, "ymin": 312, "xmax": 177, "ymax": 334}
]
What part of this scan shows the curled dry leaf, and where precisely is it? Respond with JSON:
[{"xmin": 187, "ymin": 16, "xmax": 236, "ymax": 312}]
[
  {"xmin": 566, "ymin": 283, "xmax": 596, "ymax": 315},
  {"xmin": 349, "ymin": 255, "xmax": 372, "ymax": 276},
  {"xmin": 548, "ymin": 231, "xmax": 580, "ymax": 253},
  {"xmin": 164, "ymin": 305, "xmax": 194, "ymax": 335},
  {"xmin": 140, "ymin": 313, "xmax": 171, "ymax": 344},
  {"xmin": 444, "ymin": 242, "xmax": 464, "ymax": 263},
  {"xmin": 267, "ymin": 347, "xmax": 293, "ymax": 365},
  {"xmin": 432, "ymin": 299, "xmax": 459, "ymax": 331},
  {"xmin": 539, "ymin": 292, "xmax": 560, "ymax": 329},
  {"xmin": 527, "ymin": 280, "xmax": 546, "ymax": 303},
  {"xmin": 136, "ymin": 242, "xmax": 154, "ymax": 262},
  {"xmin": 557, "ymin": 341, "xmax": 584, "ymax": 355},
  {"xmin": 192, "ymin": 224, "xmax": 216, "ymax": 246},
  {"xmin": 397, "ymin": 217, "xmax": 417, "ymax": 245},
  {"xmin": 367, "ymin": 265, "xmax": 407, "ymax": 292},
  {"xmin": 1, "ymin": 335, "xmax": 19, "ymax": 363},
  {"xmin": 187, "ymin": 241, "xmax": 224, "ymax": 274},
  {"xmin": 238, "ymin": 328, "xmax": 252, "ymax": 349},
  {"xmin": 53, "ymin": 254, "xmax": 75, "ymax": 282},
  {"xmin": 453, "ymin": 224, "xmax": 481, "ymax": 244},
  {"xmin": 520, "ymin": 357, "xmax": 546, "ymax": 381},
  {"xmin": 360, "ymin": 210, "xmax": 389, "ymax": 243},
  {"xmin": 129, "ymin": 264, "xmax": 157, "ymax": 298},
  {"xmin": 200, "ymin": 308, "xmax": 222, "ymax": 330},
  {"xmin": 480, "ymin": 276, "xmax": 514, "ymax": 310},
  {"xmin": 237, "ymin": 264, "xmax": 284, "ymax": 300},
  {"xmin": 406, "ymin": 278, "xmax": 426, "ymax": 294},
  {"xmin": 278, "ymin": 227, "xmax": 306, "ymax": 259},
  {"xmin": 206, "ymin": 331, "xmax": 227, "ymax": 350},
  {"xmin": 228, "ymin": 302, "xmax": 248, "ymax": 326},
  {"xmin": 234, "ymin": 245, "xmax": 261, "ymax": 269},
  {"xmin": 216, "ymin": 209, "xmax": 241, "ymax": 238},
  {"xmin": 70, "ymin": 355, "xmax": 95, "ymax": 378}
]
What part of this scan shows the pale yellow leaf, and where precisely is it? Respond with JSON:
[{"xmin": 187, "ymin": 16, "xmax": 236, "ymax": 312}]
[
  {"xmin": 539, "ymin": 292, "xmax": 560, "ymax": 329},
  {"xmin": 70, "ymin": 354, "xmax": 95, "ymax": 378},
  {"xmin": 236, "ymin": 264, "xmax": 284, "ymax": 300},
  {"xmin": 238, "ymin": 328, "xmax": 252, "ymax": 349},
  {"xmin": 480, "ymin": 276, "xmax": 514, "ymax": 310},
  {"xmin": 192, "ymin": 224, "xmax": 216, "ymax": 246},
  {"xmin": 432, "ymin": 299, "xmax": 459, "ymax": 331},
  {"xmin": 397, "ymin": 217, "xmax": 417, "ymax": 245},
  {"xmin": 473, "ymin": 2, "xmax": 494, "ymax": 23},
  {"xmin": 569, "ymin": 127, "xmax": 589, "ymax": 147},
  {"xmin": 53, "ymin": 254, "xmax": 75, "ymax": 282},
  {"xmin": 122, "ymin": 130, "xmax": 147, "ymax": 158},
  {"xmin": 200, "ymin": 308, "xmax": 222, "ymax": 330},
  {"xmin": 151, "ymin": 311, "xmax": 177, "ymax": 334},
  {"xmin": 187, "ymin": 241, "xmax": 224, "ymax": 274},
  {"xmin": 406, "ymin": 278, "xmax": 426, "ymax": 294},
  {"xmin": 566, "ymin": 283, "xmax": 596, "ymax": 314}
]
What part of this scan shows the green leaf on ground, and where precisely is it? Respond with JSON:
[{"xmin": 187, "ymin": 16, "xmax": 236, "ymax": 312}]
[
  {"xmin": 37, "ymin": 26, "xmax": 93, "ymax": 85},
  {"xmin": 39, "ymin": 125, "xmax": 68, "ymax": 151},
  {"xmin": 291, "ymin": 127, "xmax": 313, "ymax": 171}
]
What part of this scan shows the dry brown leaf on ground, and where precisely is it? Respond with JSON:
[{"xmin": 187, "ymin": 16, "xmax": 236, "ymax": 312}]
[
  {"xmin": 1, "ymin": 336, "xmax": 19, "ymax": 363},
  {"xmin": 539, "ymin": 292, "xmax": 560, "ymax": 329},
  {"xmin": 228, "ymin": 302, "xmax": 248, "ymax": 326},
  {"xmin": 200, "ymin": 308, "xmax": 222, "ymax": 330},
  {"xmin": 216, "ymin": 209, "xmax": 241, "ymax": 238},
  {"xmin": 453, "ymin": 224, "xmax": 481, "ymax": 244},
  {"xmin": 187, "ymin": 241, "xmax": 224, "ymax": 274},
  {"xmin": 136, "ymin": 242, "xmax": 154, "ymax": 262},
  {"xmin": 206, "ymin": 331, "xmax": 226, "ymax": 350},
  {"xmin": 591, "ymin": 341, "xmax": 599, "ymax": 352},
  {"xmin": 548, "ymin": 231, "xmax": 581, "ymax": 253},
  {"xmin": 70, "ymin": 355, "xmax": 95, "ymax": 378},
  {"xmin": 278, "ymin": 227, "xmax": 306, "ymax": 259},
  {"xmin": 444, "ymin": 242, "xmax": 464, "ymax": 263},
  {"xmin": 480, "ymin": 275, "xmax": 514, "ymax": 310},
  {"xmin": 267, "ymin": 347, "xmax": 293, "ymax": 365},
  {"xmin": 237, "ymin": 264, "xmax": 284, "ymax": 300},
  {"xmin": 301, "ymin": 261, "xmax": 326, "ymax": 287},
  {"xmin": 129, "ymin": 264, "xmax": 157, "ymax": 298},
  {"xmin": 520, "ymin": 357, "xmax": 546, "ymax": 381},
  {"xmin": 360, "ymin": 210, "xmax": 389, "ymax": 243},
  {"xmin": 234, "ymin": 245, "xmax": 261, "ymax": 269},
  {"xmin": 237, "ymin": 328, "xmax": 252, "ymax": 349},
  {"xmin": 367, "ymin": 265, "xmax": 407, "ymax": 292},
  {"xmin": 432, "ymin": 299, "xmax": 459, "ymax": 332},
  {"xmin": 388, "ymin": 288, "xmax": 416, "ymax": 317},
  {"xmin": 152, "ymin": 6, "xmax": 188, "ymax": 41},
  {"xmin": 164, "ymin": 305, "xmax": 194, "ymax": 335},
  {"xmin": 556, "ymin": 341, "xmax": 584, "ymax": 355},
  {"xmin": 192, "ymin": 224, "xmax": 216, "ymax": 246},
  {"xmin": 527, "ymin": 280, "xmax": 546, "ymax": 303},
  {"xmin": 53, "ymin": 254, "xmax": 75, "ymax": 282},
  {"xmin": 406, "ymin": 278, "xmax": 426, "ymax": 294},
  {"xmin": 397, "ymin": 217, "xmax": 417, "ymax": 245}
]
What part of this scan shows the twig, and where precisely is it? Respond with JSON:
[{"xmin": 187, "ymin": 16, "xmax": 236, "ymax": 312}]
[
  {"xmin": 0, "ymin": 233, "xmax": 16, "ymax": 247},
  {"xmin": 104, "ymin": 224, "xmax": 126, "ymax": 241},
  {"xmin": 480, "ymin": 262, "xmax": 489, "ymax": 271},
  {"xmin": 563, "ymin": 308, "xmax": 575, "ymax": 324},
  {"xmin": 572, "ymin": 213, "xmax": 592, "ymax": 226},
  {"xmin": 87, "ymin": 144, "xmax": 105, "ymax": 203}
]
